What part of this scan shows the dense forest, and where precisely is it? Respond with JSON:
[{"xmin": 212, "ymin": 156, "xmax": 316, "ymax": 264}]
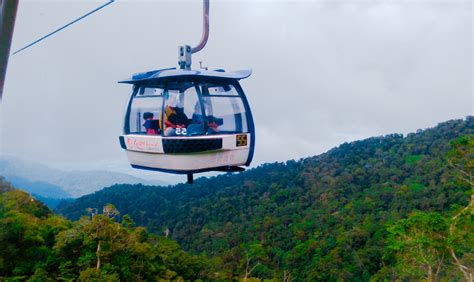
[
  {"xmin": 0, "ymin": 178, "xmax": 216, "ymax": 280},
  {"xmin": 56, "ymin": 117, "xmax": 473, "ymax": 281}
]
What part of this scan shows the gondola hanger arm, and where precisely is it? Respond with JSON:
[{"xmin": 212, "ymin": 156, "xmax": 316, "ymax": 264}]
[
  {"xmin": 191, "ymin": 0, "xmax": 210, "ymax": 54},
  {"xmin": 179, "ymin": 0, "xmax": 210, "ymax": 70}
]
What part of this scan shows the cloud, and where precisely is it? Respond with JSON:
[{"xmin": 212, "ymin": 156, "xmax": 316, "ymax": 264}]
[{"xmin": 1, "ymin": 0, "xmax": 472, "ymax": 183}]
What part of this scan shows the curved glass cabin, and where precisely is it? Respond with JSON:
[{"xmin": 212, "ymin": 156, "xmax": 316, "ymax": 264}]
[{"xmin": 118, "ymin": 68, "xmax": 255, "ymax": 180}]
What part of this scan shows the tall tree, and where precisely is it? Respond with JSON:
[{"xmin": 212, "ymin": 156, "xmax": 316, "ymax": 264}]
[
  {"xmin": 446, "ymin": 135, "xmax": 474, "ymax": 281},
  {"xmin": 385, "ymin": 212, "xmax": 449, "ymax": 281}
]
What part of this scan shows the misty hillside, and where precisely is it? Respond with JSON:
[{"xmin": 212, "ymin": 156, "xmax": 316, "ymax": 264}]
[
  {"xmin": 6, "ymin": 175, "xmax": 71, "ymax": 198},
  {"xmin": 4, "ymin": 176, "xmax": 73, "ymax": 208},
  {"xmin": 57, "ymin": 117, "xmax": 473, "ymax": 280},
  {"xmin": 0, "ymin": 156, "xmax": 166, "ymax": 197}
]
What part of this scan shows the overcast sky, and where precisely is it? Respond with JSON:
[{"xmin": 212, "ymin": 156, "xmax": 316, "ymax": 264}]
[{"xmin": 0, "ymin": 0, "xmax": 472, "ymax": 184}]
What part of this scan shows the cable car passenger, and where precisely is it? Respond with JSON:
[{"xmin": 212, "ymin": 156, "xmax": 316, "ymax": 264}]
[
  {"xmin": 206, "ymin": 115, "xmax": 223, "ymax": 134},
  {"xmin": 164, "ymin": 106, "xmax": 190, "ymax": 136},
  {"xmin": 188, "ymin": 100, "xmax": 223, "ymax": 135},
  {"xmin": 143, "ymin": 112, "xmax": 160, "ymax": 135},
  {"xmin": 187, "ymin": 103, "xmax": 206, "ymax": 136}
]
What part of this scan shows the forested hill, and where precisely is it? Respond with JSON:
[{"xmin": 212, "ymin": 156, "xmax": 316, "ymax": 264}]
[
  {"xmin": 0, "ymin": 178, "xmax": 214, "ymax": 280},
  {"xmin": 57, "ymin": 117, "xmax": 473, "ymax": 280}
]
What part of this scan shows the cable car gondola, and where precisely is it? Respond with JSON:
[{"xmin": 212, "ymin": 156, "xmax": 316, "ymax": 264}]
[
  {"xmin": 118, "ymin": 0, "xmax": 254, "ymax": 184},
  {"xmin": 118, "ymin": 68, "xmax": 255, "ymax": 183}
]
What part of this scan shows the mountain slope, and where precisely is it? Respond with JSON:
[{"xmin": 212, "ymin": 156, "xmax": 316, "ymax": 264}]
[
  {"xmin": 57, "ymin": 117, "xmax": 473, "ymax": 280},
  {"xmin": 0, "ymin": 178, "xmax": 212, "ymax": 280}
]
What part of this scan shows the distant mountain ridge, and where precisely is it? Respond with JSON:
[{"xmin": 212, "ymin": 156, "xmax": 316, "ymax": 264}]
[
  {"xmin": 6, "ymin": 175, "xmax": 72, "ymax": 198},
  {"xmin": 4, "ymin": 175, "xmax": 73, "ymax": 208},
  {"xmin": 0, "ymin": 156, "xmax": 166, "ymax": 197},
  {"xmin": 57, "ymin": 117, "xmax": 473, "ymax": 280}
]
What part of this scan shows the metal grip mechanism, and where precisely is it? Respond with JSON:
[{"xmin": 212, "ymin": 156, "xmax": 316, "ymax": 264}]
[{"xmin": 179, "ymin": 45, "xmax": 192, "ymax": 70}]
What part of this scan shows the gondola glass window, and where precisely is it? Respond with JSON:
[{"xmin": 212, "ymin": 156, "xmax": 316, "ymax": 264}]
[
  {"xmin": 126, "ymin": 82, "xmax": 249, "ymax": 137},
  {"xmin": 128, "ymin": 87, "xmax": 164, "ymax": 135},
  {"xmin": 201, "ymin": 84, "xmax": 248, "ymax": 134}
]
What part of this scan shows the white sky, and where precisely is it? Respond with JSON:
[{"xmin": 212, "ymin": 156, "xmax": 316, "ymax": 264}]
[{"xmin": 1, "ymin": 0, "xmax": 472, "ymax": 184}]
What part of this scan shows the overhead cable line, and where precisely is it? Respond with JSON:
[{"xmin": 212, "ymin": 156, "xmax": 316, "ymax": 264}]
[{"xmin": 12, "ymin": 0, "xmax": 115, "ymax": 56}]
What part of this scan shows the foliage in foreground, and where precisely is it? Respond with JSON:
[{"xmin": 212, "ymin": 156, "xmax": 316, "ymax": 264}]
[{"xmin": 0, "ymin": 177, "xmax": 212, "ymax": 281}]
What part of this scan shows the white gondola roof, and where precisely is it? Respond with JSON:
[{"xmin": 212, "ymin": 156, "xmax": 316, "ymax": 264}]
[{"xmin": 119, "ymin": 68, "xmax": 252, "ymax": 84}]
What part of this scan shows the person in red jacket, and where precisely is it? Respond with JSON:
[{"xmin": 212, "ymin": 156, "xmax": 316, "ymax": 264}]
[{"xmin": 143, "ymin": 112, "xmax": 160, "ymax": 135}]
